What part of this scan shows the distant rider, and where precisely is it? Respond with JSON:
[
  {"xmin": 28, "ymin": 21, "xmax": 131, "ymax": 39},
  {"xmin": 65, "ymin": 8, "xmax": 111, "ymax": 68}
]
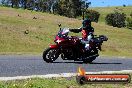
[{"xmin": 69, "ymin": 18, "xmax": 94, "ymax": 51}]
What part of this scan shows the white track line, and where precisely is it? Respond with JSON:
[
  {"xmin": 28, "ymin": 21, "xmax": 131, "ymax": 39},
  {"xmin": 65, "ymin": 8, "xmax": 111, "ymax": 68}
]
[{"xmin": 0, "ymin": 70, "xmax": 132, "ymax": 81}]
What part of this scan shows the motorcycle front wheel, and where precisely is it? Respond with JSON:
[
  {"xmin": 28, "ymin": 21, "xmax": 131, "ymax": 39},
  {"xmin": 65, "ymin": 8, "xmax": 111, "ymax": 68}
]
[{"xmin": 43, "ymin": 48, "xmax": 59, "ymax": 63}]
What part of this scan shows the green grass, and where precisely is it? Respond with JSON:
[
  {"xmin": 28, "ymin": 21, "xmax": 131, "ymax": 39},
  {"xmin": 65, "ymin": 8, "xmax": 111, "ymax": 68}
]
[
  {"xmin": 0, "ymin": 6, "xmax": 132, "ymax": 57},
  {"xmin": 90, "ymin": 6, "xmax": 132, "ymax": 23},
  {"xmin": 0, "ymin": 76, "xmax": 132, "ymax": 88}
]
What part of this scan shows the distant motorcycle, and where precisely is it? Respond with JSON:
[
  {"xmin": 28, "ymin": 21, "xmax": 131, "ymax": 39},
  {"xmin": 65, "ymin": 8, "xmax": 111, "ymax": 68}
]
[{"xmin": 43, "ymin": 25, "xmax": 108, "ymax": 63}]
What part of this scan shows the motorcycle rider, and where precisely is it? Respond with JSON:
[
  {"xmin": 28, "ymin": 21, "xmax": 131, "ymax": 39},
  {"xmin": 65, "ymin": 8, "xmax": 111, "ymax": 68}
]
[{"xmin": 69, "ymin": 18, "xmax": 94, "ymax": 51}]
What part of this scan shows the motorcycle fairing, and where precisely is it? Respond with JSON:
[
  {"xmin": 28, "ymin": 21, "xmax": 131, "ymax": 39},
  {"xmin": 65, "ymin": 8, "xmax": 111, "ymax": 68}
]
[{"xmin": 49, "ymin": 44, "xmax": 59, "ymax": 49}]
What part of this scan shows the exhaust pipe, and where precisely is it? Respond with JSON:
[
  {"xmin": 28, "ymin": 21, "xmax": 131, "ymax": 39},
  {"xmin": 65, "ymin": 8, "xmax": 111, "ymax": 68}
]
[{"xmin": 85, "ymin": 54, "xmax": 99, "ymax": 59}]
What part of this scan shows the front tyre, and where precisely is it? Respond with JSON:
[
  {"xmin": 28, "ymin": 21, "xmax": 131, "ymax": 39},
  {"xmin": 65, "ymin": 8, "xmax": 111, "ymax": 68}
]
[{"xmin": 43, "ymin": 48, "xmax": 59, "ymax": 63}]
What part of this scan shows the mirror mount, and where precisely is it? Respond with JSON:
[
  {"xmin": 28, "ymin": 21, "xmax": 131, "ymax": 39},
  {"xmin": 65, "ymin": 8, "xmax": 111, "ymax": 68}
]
[{"xmin": 58, "ymin": 24, "xmax": 61, "ymax": 30}]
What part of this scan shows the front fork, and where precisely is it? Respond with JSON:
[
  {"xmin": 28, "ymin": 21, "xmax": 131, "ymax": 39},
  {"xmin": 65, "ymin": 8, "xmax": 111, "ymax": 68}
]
[
  {"xmin": 49, "ymin": 44, "xmax": 67, "ymax": 59},
  {"xmin": 49, "ymin": 44, "xmax": 60, "ymax": 58}
]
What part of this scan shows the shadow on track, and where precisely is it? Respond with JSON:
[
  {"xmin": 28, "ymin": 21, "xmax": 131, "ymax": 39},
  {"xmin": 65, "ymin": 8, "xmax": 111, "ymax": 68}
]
[
  {"xmin": 90, "ymin": 62, "xmax": 122, "ymax": 64},
  {"xmin": 52, "ymin": 61, "xmax": 122, "ymax": 64}
]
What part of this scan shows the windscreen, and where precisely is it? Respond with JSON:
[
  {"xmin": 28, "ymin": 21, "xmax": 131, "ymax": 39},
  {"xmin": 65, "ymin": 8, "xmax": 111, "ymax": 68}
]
[{"xmin": 57, "ymin": 28, "xmax": 69, "ymax": 38}]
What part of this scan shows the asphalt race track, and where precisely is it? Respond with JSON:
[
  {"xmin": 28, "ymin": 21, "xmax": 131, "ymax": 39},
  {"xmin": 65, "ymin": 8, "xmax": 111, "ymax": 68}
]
[{"xmin": 0, "ymin": 55, "xmax": 132, "ymax": 77}]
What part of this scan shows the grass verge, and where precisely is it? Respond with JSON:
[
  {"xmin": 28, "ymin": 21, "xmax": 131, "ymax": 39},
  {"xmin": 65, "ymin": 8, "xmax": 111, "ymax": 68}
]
[{"xmin": 0, "ymin": 74, "xmax": 132, "ymax": 88}]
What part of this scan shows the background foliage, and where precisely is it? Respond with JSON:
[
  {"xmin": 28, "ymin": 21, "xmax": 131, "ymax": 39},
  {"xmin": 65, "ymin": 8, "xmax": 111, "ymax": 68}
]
[
  {"xmin": 126, "ymin": 13, "xmax": 132, "ymax": 29},
  {"xmin": 105, "ymin": 12, "xmax": 126, "ymax": 28},
  {"xmin": 1, "ymin": 0, "xmax": 91, "ymax": 18},
  {"xmin": 85, "ymin": 9, "xmax": 100, "ymax": 22}
]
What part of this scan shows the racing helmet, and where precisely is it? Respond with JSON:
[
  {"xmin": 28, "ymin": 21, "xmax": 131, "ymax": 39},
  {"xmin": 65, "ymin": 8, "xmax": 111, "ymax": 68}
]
[{"xmin": 82, "ymin": 18, "xmax": 91, "ymax": 28}]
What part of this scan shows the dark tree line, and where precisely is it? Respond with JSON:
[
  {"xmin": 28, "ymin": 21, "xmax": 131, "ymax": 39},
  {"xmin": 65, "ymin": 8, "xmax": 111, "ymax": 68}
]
[{"xmin": 1, "ymin": 0, "xmax": 91, "ymax": 18}]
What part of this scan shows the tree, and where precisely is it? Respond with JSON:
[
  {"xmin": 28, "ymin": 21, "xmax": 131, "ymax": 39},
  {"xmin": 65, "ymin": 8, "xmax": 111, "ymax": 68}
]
[
  {"xmin": 0, "ymin": 0, "xmax": 90, "ymax": 18},
  {"xmin": 1, "ymin": 0, "xmax": 12, "ymax": 7},
  {"xmin": 9, "ymin": 0, "xmax": 19, "ymax": 8},
  {"xmin": 105, "ymin": 12, "xmax": 126, "ymax": 28},
  {"xmin": 53, "ymin": 0, "xmax": 85, "ymax": 18},
  {"xmin": 81, "ymin": 0, "xmax": 91, "ymax": 19},
  {"xmin": 85, "ymin": 9, "xmax": 100, "ymax": 22},
  {"xmin": 18, "ymin": 0, "xmax": 34, "ymax": 10},
  {"xmin": 123, "ymin": 4, "xmax": 126, "ymax": 7}
]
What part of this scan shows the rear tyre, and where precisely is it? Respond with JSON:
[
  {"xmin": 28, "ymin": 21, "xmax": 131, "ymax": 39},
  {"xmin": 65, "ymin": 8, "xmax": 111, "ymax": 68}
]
[
  {"xmin": 43, "ymin": 48, "xmax": 59, "ymax": 63},
  {"xmin": 83, "ymin": 57, "xmax": 96, "ymax": 63},
  {"xmin": 83, "ymin": 50, "xmax": 98, "ymax": 63}
]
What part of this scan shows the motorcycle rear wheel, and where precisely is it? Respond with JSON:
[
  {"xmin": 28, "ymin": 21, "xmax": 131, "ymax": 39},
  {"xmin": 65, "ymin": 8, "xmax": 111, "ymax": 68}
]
[
  {"xmin": 83, "ymin": 57, "xmax": 96, "ymax": 63},
  {"xmin": 83, "ymin": 50, "xmax": 98, "ymax": 63},
  {"xmin": 43, "ymin": 48, "xmax": 59, "ymax": 63}
]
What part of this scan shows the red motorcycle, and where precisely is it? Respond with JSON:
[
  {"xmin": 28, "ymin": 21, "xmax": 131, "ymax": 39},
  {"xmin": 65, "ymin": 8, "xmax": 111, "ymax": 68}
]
[{"xmin": 43, "ymin": 25, "xmax": 108, "ymax": 63}]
